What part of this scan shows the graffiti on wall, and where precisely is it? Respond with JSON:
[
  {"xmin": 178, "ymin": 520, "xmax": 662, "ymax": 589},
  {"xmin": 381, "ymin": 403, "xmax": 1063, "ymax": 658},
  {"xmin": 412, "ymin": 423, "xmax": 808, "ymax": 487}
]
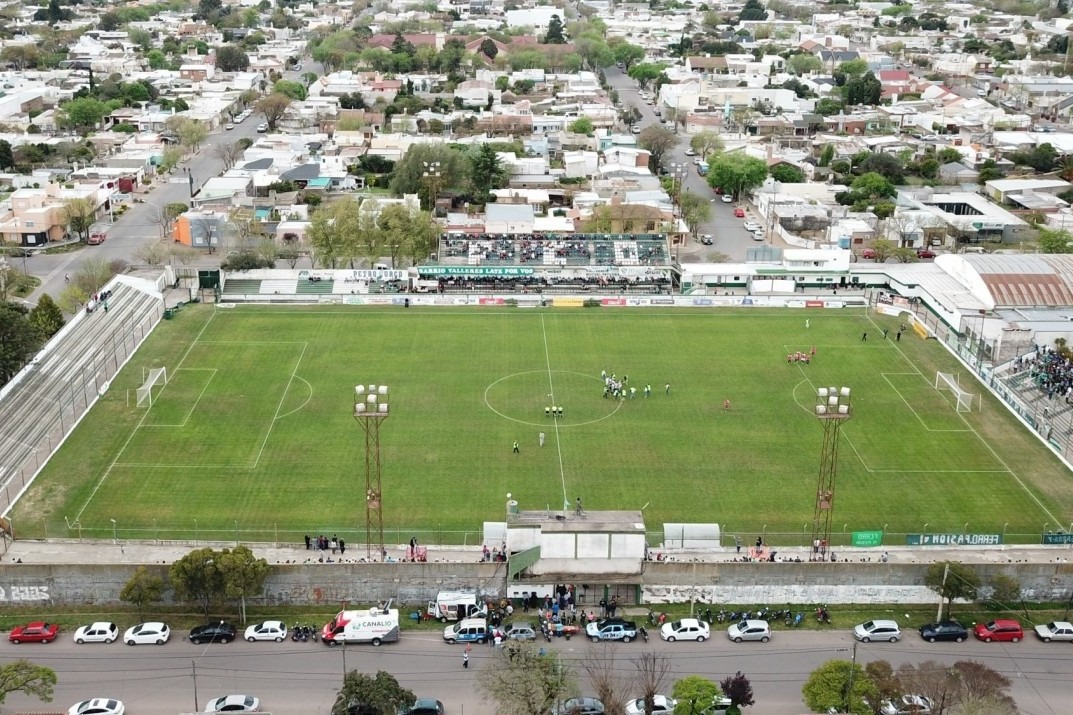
[{"xmin": 0, "ymin": 585, "xmax": 50, "ymax": 601}]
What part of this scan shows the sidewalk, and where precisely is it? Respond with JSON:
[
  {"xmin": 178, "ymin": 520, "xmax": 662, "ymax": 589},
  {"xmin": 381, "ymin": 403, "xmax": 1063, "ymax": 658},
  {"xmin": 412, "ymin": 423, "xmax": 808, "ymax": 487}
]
[{"xmin": 3, "ymin": 539, "xmax": 1070, "ymax": 566}]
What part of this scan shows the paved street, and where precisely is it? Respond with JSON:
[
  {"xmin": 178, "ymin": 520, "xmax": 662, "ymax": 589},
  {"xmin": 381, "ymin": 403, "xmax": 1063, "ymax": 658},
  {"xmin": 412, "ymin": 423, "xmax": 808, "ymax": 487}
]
[{"xmin": 0, "ymin": 627, "xmax": 1065, "ymax": 715}]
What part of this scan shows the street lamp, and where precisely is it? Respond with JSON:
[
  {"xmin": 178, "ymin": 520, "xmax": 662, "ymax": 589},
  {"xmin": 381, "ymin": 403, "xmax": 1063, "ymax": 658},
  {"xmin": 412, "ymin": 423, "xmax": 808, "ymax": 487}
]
[
  {"xmin": 422, "ymin": 161, "xmax": 441, "ymax": 213},
  {"xmin": 810, "ymin": 386, "xmax": 852, "ymax": 562},
  {"xmin": 110, "ymin": 518, "xmax": 117, "ymax": 544},
  {"xmin": 354, "ymin": 384, "xmax": 390, "ymax": 562}
]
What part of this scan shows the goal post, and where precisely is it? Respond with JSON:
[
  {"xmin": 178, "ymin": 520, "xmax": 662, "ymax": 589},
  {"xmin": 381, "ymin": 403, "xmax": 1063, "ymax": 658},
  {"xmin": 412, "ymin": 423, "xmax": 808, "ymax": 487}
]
[
  {"xmin": 935, "ymin": 371, "xmax": 976, "ymax": 412},
  {"xmin": 135, "ymin": 367, "xmax": 168, "ymax": 407}
]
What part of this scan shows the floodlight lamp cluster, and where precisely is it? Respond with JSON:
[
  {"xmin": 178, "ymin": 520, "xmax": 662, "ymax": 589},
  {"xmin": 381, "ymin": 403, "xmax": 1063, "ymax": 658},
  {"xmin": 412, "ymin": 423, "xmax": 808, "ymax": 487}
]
[
  {"xmin": 815, "ymin": 386, "xmax": 851, "ymax": 417},
  {"xmin": 354, "ymin": 384, "xmax": 390, "ymax": 416}
]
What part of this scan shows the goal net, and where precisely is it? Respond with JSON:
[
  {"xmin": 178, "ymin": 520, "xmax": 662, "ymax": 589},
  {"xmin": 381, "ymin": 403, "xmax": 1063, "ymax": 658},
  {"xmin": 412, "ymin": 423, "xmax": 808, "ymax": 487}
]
[
  {"xmin": 935, "ymin": 371, "xmax": 975, "ymax": 412},
  {"xmin": 136, "ymin": 367, "xmax": 168, "ymax": 407}
]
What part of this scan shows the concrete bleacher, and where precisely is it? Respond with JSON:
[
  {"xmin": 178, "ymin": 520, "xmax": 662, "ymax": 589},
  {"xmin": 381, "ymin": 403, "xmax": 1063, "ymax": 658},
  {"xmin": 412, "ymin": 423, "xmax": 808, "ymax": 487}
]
[
  {"xmin": 0, "ymin": 278, "xmax": 164, "ymax": 516},
  {"xmin": 222, "ymin": 279, "xmax": 262, "ymax": 295},
  {"xmin": 296, "ymin": 280, "xmax": 335, "ymax": 295},
  {"xmin": 260, "ymin": 279, "xmax": 299, "ymax": 295}
]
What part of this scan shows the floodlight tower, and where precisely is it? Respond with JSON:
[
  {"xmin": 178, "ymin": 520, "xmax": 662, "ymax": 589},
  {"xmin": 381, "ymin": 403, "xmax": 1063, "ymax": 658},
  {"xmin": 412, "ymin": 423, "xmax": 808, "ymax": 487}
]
[
  {"xmin": 354, "ymin": 384, "xmax": 389, "ymax": 562},
  {"xmin": 810, "ymin": 386, "xmax": 851, "ymax": 562}
]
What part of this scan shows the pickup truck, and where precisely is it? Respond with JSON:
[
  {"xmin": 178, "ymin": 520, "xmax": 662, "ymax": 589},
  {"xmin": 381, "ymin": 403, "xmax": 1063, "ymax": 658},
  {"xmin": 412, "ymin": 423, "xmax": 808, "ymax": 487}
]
[{"xmin": 585, "ymin": 619, "xmax": 638, "ymax": 643}]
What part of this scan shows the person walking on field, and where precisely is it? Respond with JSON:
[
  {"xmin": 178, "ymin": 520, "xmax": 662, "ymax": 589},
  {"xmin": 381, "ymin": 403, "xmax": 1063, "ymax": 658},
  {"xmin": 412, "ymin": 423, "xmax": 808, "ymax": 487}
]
[
  {"xmin": 861, "ymin": 332, "xmax": 868, "ymax": 342},
  {"xmin": 539, "ymin": 432, "xmax": 545, "ymax": 447},
  {"xmin": 665, "ymin": 383, "xmax": 671, "ymax": 395},
  {"xmin": 513, "ymin": 440, "xmax": 519, "ymax": 453},
  {"xmin": 724, "ymin": 399, "xmax": 731, "ymax": 412},
  {"xmin": 805, "ymin": 318, "xmax": 810, "ymax": 329}
]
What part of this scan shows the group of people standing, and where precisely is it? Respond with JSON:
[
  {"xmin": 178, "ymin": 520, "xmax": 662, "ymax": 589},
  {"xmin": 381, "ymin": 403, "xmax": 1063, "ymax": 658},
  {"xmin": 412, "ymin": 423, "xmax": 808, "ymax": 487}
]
[
  {"xmin": 601, "ymin": 370, "xmax": 660, "ymax": 400},
  {"xmin": 304, "ymin": 534, "xmax": 345, "ymax": 554}
]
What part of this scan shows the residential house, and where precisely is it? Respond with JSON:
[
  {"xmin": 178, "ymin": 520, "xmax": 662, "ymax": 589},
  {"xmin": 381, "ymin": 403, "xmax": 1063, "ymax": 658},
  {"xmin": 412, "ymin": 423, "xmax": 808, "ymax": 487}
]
[
  {"xmin": 0, "ymin": 183, "xmax": 111, "ymax": 247},
  {"xmin": 485, "ymin": 203, "xmax": 536, "ymax": 234},
  {"xmin": 939, "ymin": 162, "xmax": 980, "ymax": 184},
  {"xmin": 173, "ymin": 209, "xmax": 227, "ymax": 249}
]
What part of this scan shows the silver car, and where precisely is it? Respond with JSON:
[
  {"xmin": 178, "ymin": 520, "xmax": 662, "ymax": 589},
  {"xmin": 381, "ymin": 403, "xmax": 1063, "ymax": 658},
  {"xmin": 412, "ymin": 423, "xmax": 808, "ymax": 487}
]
[{"xmin": 727, "ymin": 619, "xmax": 770, "ymax": 643}]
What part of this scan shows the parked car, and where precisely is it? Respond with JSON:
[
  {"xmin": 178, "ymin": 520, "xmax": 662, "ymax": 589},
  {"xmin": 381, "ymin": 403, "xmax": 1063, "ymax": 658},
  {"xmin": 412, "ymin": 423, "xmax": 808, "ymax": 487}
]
[
  {"xmin": 225, "ymin": 123, "xmax": 235, "ymax": 130},
  {"xmin": 586, "ymin": 619, "xmax": 639, "ymax": 642},
  {"xmin": 727, "ymin": 620, "xmax": 770, "ymax": 643},
  {"xmin": 919, "ymin": 620, "xmax": 968, "ymax": 643},
  {"xmin": 68, "ymin": 699, "xmax": 125, "ymax": 715},
  {"xmin": 244, "ymin": 620, "xmax": 287, "ymax": 642},
  {"xmin": 880, "ymin": 695, "xmax": 933, "ymax": 715},
  {"xmin": 73, "ymin": 622, "xmax": 118, "ymax": 644},
  {"xmin": 552, "ymin": 697, "xmax": 605, "ymax": 715},
  {"xmin": 700, "ymin": 235, "xmax": 714, "ymax": 245},
  {"xmin": 505, "ymin": 622, "xmax": 537, "ymax": 641},
  {"xmin": 631, "ymin": 126, "xmax": 641, "ymax": 134},
  {"xmin": 124, "ymin": 622, "xmax": 170, "ymax": 646},
  {"xmin": 684, "ymin": 149, "xmax": 695, "ymax": 156},
  {"xmin": 974, "ymin": 619, "xmax": 1023, "ymax": 643},
  {"xmin": 743, "ymin": 222, "xmax": 762, "ymax": 232},
  {"xmin": 256, "ymin": 123, "xmax": 269, "ymax": 132},
  {"xmin": 861, "ymin": 248, "xmax": 877, "ymax": 259},
  {"xmin": 190, "ymin": 621, "xmax": 237, "ymax": 645},
  {"xmin": 204, "ymin": 694, "xmax": 260, "ymax": 712},
  {"xmin": 625, "ymin": 695, "xmax": 675, "ymax": 715},
  {"xmin": 660, "ymin": 618, "xmax": 710, "ymax": 642},
  {"xmin": 721, "ymin": 194, "xmax": 733, "ymax": 203},
  {"xmin": 733, "ymin": 208, "xmax": 745, "ymax": 218},
  {"xmin": 751, "ymin": 230, "xmax": 764, "ymax": 241},
  {"xmin": 916, "ymin": 248, "xmax": 937, "ymax": 259},
  {"xmin": 853, "ymin": 620, "xmax": 901, "ymax": 643},
  {"xmin": 9, "ymin": 621, "xmax": 59, "ymax": 644},
  {"xmin": 400, "ymin": 699, "xmax": 445, "ymax": 715},
  {"xmin": 1034, "ymin": 621, "xmax": 1073, "ymax": 642}
]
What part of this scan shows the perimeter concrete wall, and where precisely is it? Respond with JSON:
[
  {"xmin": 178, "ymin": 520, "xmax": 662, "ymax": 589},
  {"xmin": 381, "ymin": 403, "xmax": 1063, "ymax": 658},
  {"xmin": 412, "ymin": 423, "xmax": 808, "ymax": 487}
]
[{"xmin": 0, "ymin": 561, "xmax": 1071, "ymax": 607}]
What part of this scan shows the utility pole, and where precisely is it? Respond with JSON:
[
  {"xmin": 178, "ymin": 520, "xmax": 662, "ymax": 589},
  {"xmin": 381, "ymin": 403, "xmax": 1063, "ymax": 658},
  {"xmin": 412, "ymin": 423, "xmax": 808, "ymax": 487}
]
[
  {"xmin": 843, "ymin": 641, "xmax": 859, "ymax": 714},
  {"xmin": 192, "ymin": 660, "xmax": 199, "ymax": 714},
  {"xmin": 937, "ymin": 562, "xmax": 950, "ymax": 622}
]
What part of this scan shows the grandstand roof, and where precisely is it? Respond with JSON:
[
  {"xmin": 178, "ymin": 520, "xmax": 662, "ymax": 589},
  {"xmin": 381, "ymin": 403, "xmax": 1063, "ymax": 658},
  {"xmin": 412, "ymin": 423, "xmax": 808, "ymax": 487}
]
[{"xmin": 934, "ymin": 254, "xmax": 1073, "ymax": 310}]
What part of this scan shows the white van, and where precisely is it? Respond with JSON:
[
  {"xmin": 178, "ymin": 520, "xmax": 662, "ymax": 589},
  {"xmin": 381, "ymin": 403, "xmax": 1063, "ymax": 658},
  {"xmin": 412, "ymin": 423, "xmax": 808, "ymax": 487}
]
[
  {"xmin": 428, "ymin": 591, "xmax": 484, "ymax": 622},
  {"xmin": 443, "ymin": 617, "xmax": 489, "ymax": 644},
  {"xmin": 321, "ymin": 603, "xmax": 400, "ymax": 646}
]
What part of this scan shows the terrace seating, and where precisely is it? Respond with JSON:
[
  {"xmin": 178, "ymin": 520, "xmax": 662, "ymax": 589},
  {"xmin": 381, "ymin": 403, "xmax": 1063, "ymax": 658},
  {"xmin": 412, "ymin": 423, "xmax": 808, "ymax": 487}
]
[
  {"xmin": 296, "ymin": 279, "xmax": 335, "ymax": 295},
  {"xmin": 222, "ymin": 278, "xmax": 262, "ymax": 295},
  {"xmin": 260, "ymin": 279, "xmax": 299, "ymax": 295}
]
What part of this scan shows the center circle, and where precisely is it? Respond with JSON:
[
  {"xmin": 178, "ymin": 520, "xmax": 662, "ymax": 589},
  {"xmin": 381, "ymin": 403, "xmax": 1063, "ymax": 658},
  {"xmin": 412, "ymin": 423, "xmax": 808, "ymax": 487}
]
[{"xmin": 484, "ymin": 370, "xmax": 623, "ymax": 427}]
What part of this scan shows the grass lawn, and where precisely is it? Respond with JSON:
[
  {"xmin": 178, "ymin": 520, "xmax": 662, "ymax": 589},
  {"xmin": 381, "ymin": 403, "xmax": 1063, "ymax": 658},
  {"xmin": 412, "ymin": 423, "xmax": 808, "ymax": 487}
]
[{"xmin": 12, "ymin": 305, "xmax": 1073, "ymax": 546}]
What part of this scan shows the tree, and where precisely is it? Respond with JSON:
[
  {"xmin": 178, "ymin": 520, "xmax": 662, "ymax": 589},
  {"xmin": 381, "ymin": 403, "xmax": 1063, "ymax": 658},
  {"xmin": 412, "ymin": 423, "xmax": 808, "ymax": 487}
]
[
  {"xmin": 477, "ymin": 641, "xmax": 577, "ymax": 715},
  {"xmin": 720, "ymin": 672, "xmax": 754, "ymax": 713},
  {"xmin": 690, "ymin": 130, "xmax": 723, "ymax": 160},
  {"xmin": 62, "ymin": 198, "xmax": 96, "ymax": 243},
  {"xmin": 770, "ymin": 163, "xmax": 805, "ymax": 183},
  {"xmin": 135, "ymin": 242, "xmax": 169, "ymax": 266},
  {"xmin": 469, "ymin": 144, "xmax": 507, "ymax": 200},
  {"xmin": 0, "ymin": 139, "xmax": 13, "ymax": 170},
  {"xmin": 0, "ymin": 302, "xmax": 43, "ymax": 387},
  {"xmin": 988, "ymin": 573, "xmax": 1022, "ymax": 607},
  {"xmin": 585, "ymin": 645, "xmax": 630, "ymax": 715},
  {"xmin": 390, "ymin": 144, "xmax": 469, "ymax": 200},
  {"xmin": 738, "ymin": 0, "xmax": 767, "ymax": 21},
  {"xmin": 58, "ymin": 97, "xmax": 109, "ymax": 133},
  {"xmin": 628, "ymin": 63, "xmax": 665, "ymax": 90},
  {"xmin": 27, "ymin": 294, "xmax": 64, "ymax": 339},
  {"xmin": 0, "ymin": 660, "xmax": 56, "ymax": 706},
  {"xmin": 273, "ymin": 79, "xmax": 307, "ymax": 101},
  {"xmin": 845, "ymin": 71, "xmax": 881, "ymax": 106},
  {"xmin": 215, "ymin": 44, "xmax": 250, "ymax": 72},
  {"xmin": 218, "ymin": 544, "xmax": 269, "ymax": 624},
  {"xmin": 679, "ymin": 190, "xmax": 712, "ymax": 236},
  {"xmin": 635, "ymin": 652, "xmax": 672, "ymax": 715},
  {"xmin": 119, "ymin": 565, "xmax": 165, "ymax": 613},
  {"xmin": 857, "ymin": 152, "xmax": 905, "ymax": 183},
  {"xmin": 672, "ymin": 675, "xmax": 721, "ymax": 715},
  {"xmin": 891, "ymin": 246, "xmax": 918, "ymax": 263},
  {"xmin": 788, "ymin": 53, "xmax": 822, "ymax": 75},
  {"xmin": 815, "ymin": 98, "xmax": 845, "ymax": 116},
  {"xmin": 479, "ymin": 38, "xmax": 498, "ymax": 59},
  {"xmin": 214, "ymin": 140, "xmax": 244, "ymax": 171},
  {"xmin": 257, "ymin": 93, "xmax": 291, "ymax": 130},
  {"xmin": 307, "ymin": 197, "xmax": 361, "ymax": 268},
  {"xmin": 332, "ymin": 670, "xmax": 414, "ymax": 715},
  {"xmin": 170, "ymin": 118, "xmax": 208, "ymax": 152},
  {"xmin": 897, "ymin": 660, "xmax": 1016, "ymax": 715},
  {"xmin": 544, "ymin": 14, "xmax": 566, "ymax": 44},
  {"xmin": 802, "ymin": 660, "xmax": 878, "ymax": 715},
  {"xmin": 866, "ymin": 238, "xmax": 896, "ymax": 263},
  {"xmin": 708, "ymin": 155, "xmax": 768, "ymax": 199},
  {"xmin": 850, "ymin": 172, "xmax": 896, "ymax": 200},
  {"xmin": 569, "ymin": 116, "xmax": 594, "ymax": 135},
  {"xmin": 637, "ymin": 125, "xmax": 677, "ymax": 172},
  {"xmin": 926, "ymin": 561, "xmax": 981, "ymax": 620},
  {"xmin": 1, "ymin": 45, "xmax": 39, "ymax": 71},
  {"xmin": 819, "ymin": 144, "xmax": 835, "ymax": 168},
  {"xmin": 613, "ymin": 42, "xmax": 646, "ymax": 71},
  {"xmin": 169, "ymin": 546, "xmax": 225, "ymax": 615}
]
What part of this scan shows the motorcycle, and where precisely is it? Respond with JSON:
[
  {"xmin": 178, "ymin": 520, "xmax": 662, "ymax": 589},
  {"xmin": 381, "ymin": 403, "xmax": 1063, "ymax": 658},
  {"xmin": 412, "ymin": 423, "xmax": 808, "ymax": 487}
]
[
  {"xmin": 716, "ymin": 608, "xmax": 727, "ymax": 624},
  {"xmin": 309, "ymin": 625, "xmax": 318, "ymax": 642},
  {"xmin": 784, "ymin": 612, "xmax": 794, "ymax": 627},
  {"xmin": 639, "ymin": 626, "xmax": 649, "ymax": 642},
  {"xmin": 793, "ymin": 612, "xmax": 805, "ymax": 627},
  {"xmin": 816, "ymin": 606, "xmax": 831, "ymax": 624},
  {"xmin": 291, "ymin": 623, "xmax": 301, "ymax": 642},
  {"xmin": 703, "ymin": 608, "xmax": 713, "ymax": 625}
]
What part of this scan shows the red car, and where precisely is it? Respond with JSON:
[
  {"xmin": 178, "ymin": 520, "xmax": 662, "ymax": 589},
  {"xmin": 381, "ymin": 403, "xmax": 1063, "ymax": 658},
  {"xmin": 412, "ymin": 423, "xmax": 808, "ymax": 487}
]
[
  {"xmin": 9, "ymin": 621, "xmax": 59, "ymax": 644},
  {"xmin": 974, "ymin": 619, "xmax": 1023, "ymax": 643},
  {"xmin": 916, "ymin": 248, "xmax": 936, "ymax": 259},
  {"xmin": 861, "ymin": 248, "xmax": 876, "ymax": 259},
  {"xmin": 733, "ymin": 207, "xmax": 745, "ymax": 218}
]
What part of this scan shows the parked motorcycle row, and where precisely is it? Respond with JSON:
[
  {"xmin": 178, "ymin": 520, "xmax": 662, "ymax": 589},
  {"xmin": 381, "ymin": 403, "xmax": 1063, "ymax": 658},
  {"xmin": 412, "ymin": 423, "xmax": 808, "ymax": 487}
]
[
  {"xmin": 645, "ymin": 605, "xmax": 831, "ymax": 628},
  {"xmin": 290, "ymin": 623, "xmax": 320, "ymax": 642}
]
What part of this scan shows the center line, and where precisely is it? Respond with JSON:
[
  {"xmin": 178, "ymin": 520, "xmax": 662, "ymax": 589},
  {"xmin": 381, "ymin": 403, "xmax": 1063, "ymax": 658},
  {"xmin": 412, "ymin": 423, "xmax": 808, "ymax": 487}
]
[{"xmin": 541, "ymin": 315, "xmax": 569, "ymax": 512}]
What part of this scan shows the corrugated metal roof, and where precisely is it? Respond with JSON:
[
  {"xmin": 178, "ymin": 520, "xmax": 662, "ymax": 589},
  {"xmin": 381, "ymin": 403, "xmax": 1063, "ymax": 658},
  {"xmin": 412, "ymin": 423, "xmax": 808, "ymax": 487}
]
[{"xmin": 960, "ymin": 254, "xmax": 1073, "ymax": 307}]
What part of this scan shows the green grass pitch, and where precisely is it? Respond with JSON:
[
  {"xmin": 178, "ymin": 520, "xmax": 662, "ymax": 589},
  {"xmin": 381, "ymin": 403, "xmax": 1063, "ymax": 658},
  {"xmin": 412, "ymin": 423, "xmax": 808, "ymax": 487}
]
[{"xmin": 13, "ymin": 305, "xmax": 1073, "ymax": 547}]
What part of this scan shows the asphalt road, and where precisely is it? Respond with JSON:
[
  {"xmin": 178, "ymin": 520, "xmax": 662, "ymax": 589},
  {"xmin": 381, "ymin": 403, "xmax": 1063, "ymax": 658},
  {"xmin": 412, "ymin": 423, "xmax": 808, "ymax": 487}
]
[
  {"xmin": 0, "ymin": 628, "xmax": 1066, "ymax": 715},
  {"xmin": 604, "ymin": 67, "xmax": 762, "ymax": 263}
]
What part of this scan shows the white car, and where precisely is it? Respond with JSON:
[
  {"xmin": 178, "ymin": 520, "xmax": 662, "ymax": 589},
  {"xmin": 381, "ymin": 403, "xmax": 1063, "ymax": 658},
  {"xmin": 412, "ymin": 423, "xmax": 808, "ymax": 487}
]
[
  {"xmin": 727, "ymin": 619, "xmax": 770, "ymax": 643},
  {"xmin": 204, "ymin": 694, "xmax": 260, "ymax": 712},
  {"xmin": 881, "ymin": 695, "xmax": 933, "ymax": 715},
  {"xmin": 73, "ymin": 622, "xmax": 118, "ymax": 644},
  {"xmin": 124, "ymin": 622, "xmax": 170, "ymax": 645},
  {"xmin": 660, "ymin": 618, "xmax": 710, "ymax": 642},
  {"xmin": 625, "ymin": 695, "xmax": 675, "ymax": 715},
  {"xmin": 224, "ymin": 123, "xmax": 235, "ymax": 130},
  {"xmin": 68, "ymin": 699, "xmax": 125, "ymax": 715},
  {"xmin": 244, "ymin": 620, "xmax": 287, "ymax": 642},
  {"xmin": 256, "ymin": 122, "xmax": 269, "ymax": 132},
  {"xmin": 853, "ymin": 619, "xmax": 901, "ymax": 643},
  {"xmin": 751, "ymin": 230, "xmax": 764, "ymax": 241},
  {"xmin": 1034, "ymin": 620, "xmax": 1073, "ymax": 642},
  {"xmin": 742, "ymin": 222, "xmax": 762, "ymax": 232},
  {"xmin": 721, "ymin": 194, "xmax": 733, "ymax": 203},
  {"xmin": 684, "ymin": 149, "xmax": 695, "ymax": 156}
]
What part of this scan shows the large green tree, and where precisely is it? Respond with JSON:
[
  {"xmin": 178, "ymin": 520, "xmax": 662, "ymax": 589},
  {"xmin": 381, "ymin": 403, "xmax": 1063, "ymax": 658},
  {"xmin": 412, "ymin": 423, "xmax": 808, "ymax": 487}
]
[
  {"xmin": 802, "ymin": 659, "xmax": 878, "ymax": 715},
  {"xmin": 469, "ymin": 144, "xmax": 507, "ymax": 200},
  {"xmin": 477, "ymin": 641, "xmax": 578, "ymax": 715},
  {"xmin": 707, "ymin": 155, "xmax": 768, "ymax": 199},
  {"xmin": 678, "ymin": 190, "xmax": 712, "ymax": 236},
  {"xmin": 332, "ymin": 670, "xmax": 414, "ymax": 715},
  {"xmin": 170, "ymin": 547, "xmax": 225, "ymax": 614},
  {"xmin": 544, "ymin": 14, "xmax": 566, "ymax": 43},
  {"xmin": 1038, "ymin": 227, "xmax": 1073, "ymax": 254},
  {"xmin": 0, "ymin": 302, "xmax": 43, "ymax": 387},
  {"xmin": 0, "ymin": 660, "xmax": 56, "ymax": 707},
  {"xmin": 215, "ymin": 44, "xmax": 250, "ymax": 72},
  {"xmin": 627, "ymin": 63, "xmax": 665, "ymax": 90},
  {"xmin": 307, "ymin": 197, "xmax": 362, "ymax": 268},
  {"xmin": 257, "ymin": 93, "xmax": 292, "ymax": 130},
  {"xmin": 219, "ymin": 545, "xmax": 269, "ymax": 624},
  {"xmin": 389, "ymin": 144, "xmax": 469, "ymax": 200},
  {"xmin": 637, "ymin": 125, "xmax": 677, "ymax": 172},
  {"xmin": 612, "ymin": 42, "xmax": 646, "ymax": 71},
  {"xmin": 119, "ymin": 566, "xmax": 166, "ymax": 613},
  {"xmin": 770, "ymin": 163, "xmax": 805, "ymax": 183},
  {"xmin": 689, "ymin": 131, "xmax": 724, "ymax": 160},
  {"xmin": 58, "ymin": 97, "xmax": 109, "ymax": 133},
  {"xmin": 925, "ymin": 561, "xmax": 981, "ymax": 619},
  {"xmin": 27, "ymin": 294, "xmax": 64, "ymax": 339},
  {"xmin": 671, "ymin": 675, "xmax": 721, "ymax": 715}
]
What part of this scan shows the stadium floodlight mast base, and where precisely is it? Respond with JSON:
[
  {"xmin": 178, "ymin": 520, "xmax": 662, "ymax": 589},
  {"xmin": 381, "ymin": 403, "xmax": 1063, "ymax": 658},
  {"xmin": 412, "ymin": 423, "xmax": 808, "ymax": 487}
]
[
  {"xmin": 354, "ymin": 384, "xmax": 389, "ymax": 562},
  {"xmin": 810, "ymin": 386, "xmax": 851, "ymax": 563}
]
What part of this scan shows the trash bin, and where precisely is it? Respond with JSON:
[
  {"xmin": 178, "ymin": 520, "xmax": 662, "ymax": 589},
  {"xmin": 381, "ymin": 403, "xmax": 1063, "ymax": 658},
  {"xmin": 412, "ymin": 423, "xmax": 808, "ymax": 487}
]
[{"xmin": 163, "ymin": 309, "xmax": 174, "ymax": 320}]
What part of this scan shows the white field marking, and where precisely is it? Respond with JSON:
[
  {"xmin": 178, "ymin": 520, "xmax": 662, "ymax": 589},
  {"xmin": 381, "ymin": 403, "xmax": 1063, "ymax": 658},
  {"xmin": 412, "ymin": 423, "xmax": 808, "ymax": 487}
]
[
  {"xmin": 251, "ymin": 341, "xmax": 309, "ymax": 469},
  {"xmin": 274, "ymin": 375, "xmax": 314, "ymax": 421},
  {"xmin": 75, "ymin": 309, "xmax": 219, "ymax": 521},
  {"xmin": 865, "ymin": 312, "xmax": 1061, "ymax": 525},
  {"xmin": 541, "ymin": 315, "xmax": 569, "ymax": 512},
  {"xmin": 880, "ymin": 372, "xmax": 972, "ymax": 433},
  {"xmin": 141, "ymin": 368, "xmax": 219, "ymax": 428},
  {"xmin": 483, "ymin": 370, "xmax": 623, "ymax": 427}
]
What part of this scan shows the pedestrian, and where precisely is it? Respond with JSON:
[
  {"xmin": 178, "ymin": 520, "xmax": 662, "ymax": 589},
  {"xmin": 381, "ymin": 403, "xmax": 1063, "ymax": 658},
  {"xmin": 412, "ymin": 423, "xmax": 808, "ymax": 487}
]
[
  {"xmin": 463, "ymin": 649, "xmax": 470, "ymax": 668},
  {"xmin": 64, "ymin": 273, "xmax": 70, "ymax": 283},
  {"xmin": 734, "ymin": 535, "xmax": 742, "ymax": 554},
  {"xmin": 896, "ymin": 331, "xmax": 902, "ymax": 341},
  {"xmin": 805, "ymin": 318, "xmax": 810, "ymax": 329},
  {"xmin": 645, "ymin": 383, "xmax": 651, "ymax": 397},
  {"xmin": 665, "ymin": 383, "xmax": 671, "ymax": 395},
  {"xmin": 557, "ymin": 406, "xmax": 563, "ymax": 418},
  {"xmin": 882, "ymin": 328, "xmax": 889, "ymax": 339},
  {"xmin": 545, "ymin": 406, "xmax": 550, "ymax": 417},
  {"xmin": 575, "ymin": 497, "xmax": 583, "ymax": 516},
  {"xmin": 304, "ymin": 534, "xmax": 311, "ymax": 550},
  {"xmin": 410, "ymin": 536, "xmax": 418, "ymax": 560},
  {"xmin": 755, "ymin": 535, "xmax": 762, "ymax": 548},
  {"xmin": 330, "ymin": 537, "xmax": 338, "ymax": 554},
  {"xmin": 861, "ymin": 332, "xmax": 868, "ymax": 342},
  {"xmin": 629, "ymin": 386, "xmax": 637, "ymax": 399},
  {"xmin": 539, "ymin": 431, "xmax": 545, "ymax": 447},
  {"xmin": 339, "ymin": 539, "xmax": 345, "ymax": 555},
  {"xmin": 513, "ymin": 440, "xmax": 519, "ymax": 453},
  {"xmin": 724, "ymin": 399, "xmax": 730, "ymax": 411}
]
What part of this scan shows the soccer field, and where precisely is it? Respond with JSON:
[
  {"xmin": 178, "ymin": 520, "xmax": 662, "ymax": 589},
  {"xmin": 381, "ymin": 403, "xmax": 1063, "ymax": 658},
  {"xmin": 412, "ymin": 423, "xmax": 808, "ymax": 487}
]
[{"xmin": 13, "ymin": 305, "xmax": 1073, "ymax": 546}]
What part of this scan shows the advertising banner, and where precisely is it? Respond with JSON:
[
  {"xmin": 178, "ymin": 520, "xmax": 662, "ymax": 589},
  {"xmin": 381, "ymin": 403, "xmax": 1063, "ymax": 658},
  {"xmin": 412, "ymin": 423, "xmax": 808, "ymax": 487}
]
[
  {"xmin": 601, "ymin": 298, "xmax": 627, "ymax": 306},
  {"xmin": 851, "ymin": 531, "xmax": 884, "ymax": 547},
  {"xmin": 418, "ymin": 266, "xmax": 535, "ymax": 277},
  {"xmin": 554, "ymin": 298, "xmax": 584, "ymax": 307},
  {"xmin": 479, "ymin": 297, "xmax": 504, "ymax": 305},
  {"xmin": 805, "ymin": 300, "xmax": 825, "ymax": 308},
  {"xmin": 1042, "ymin": 533, "xmax": 1073, "ymax": 545},
  {"xmin": 906, "ymin": 533, "xmax": 1003, "ymax": 546}
]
